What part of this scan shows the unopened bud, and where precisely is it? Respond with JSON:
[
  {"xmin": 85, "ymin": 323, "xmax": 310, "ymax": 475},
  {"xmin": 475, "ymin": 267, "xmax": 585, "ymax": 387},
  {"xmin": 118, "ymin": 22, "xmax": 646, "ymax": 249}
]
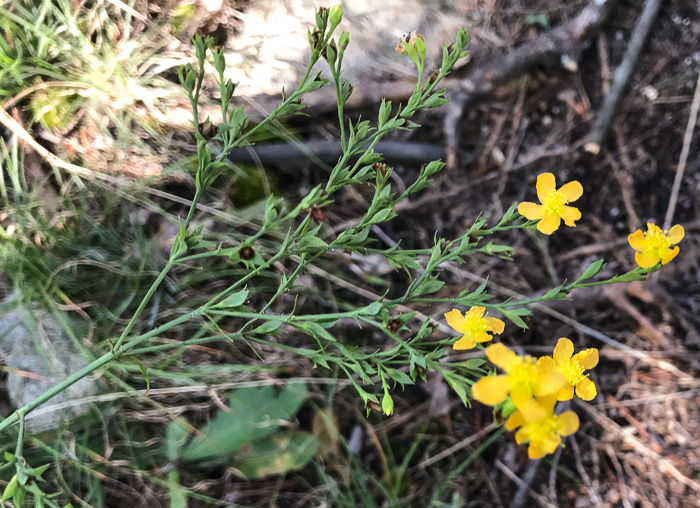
[
  {"xmin": 315, "ymin": 7, "xmax": 328, "ymax": 30},
  {"xmin": 338, "ymin": 31, "xmax": 350, "ymax": 52},
  {"xmin": 329, "ymin": 5, "xmax": 343, "ymax": 27},
  {"xmin": 381, "ymin": 392, "xmax": 394, "ymax": 416}
]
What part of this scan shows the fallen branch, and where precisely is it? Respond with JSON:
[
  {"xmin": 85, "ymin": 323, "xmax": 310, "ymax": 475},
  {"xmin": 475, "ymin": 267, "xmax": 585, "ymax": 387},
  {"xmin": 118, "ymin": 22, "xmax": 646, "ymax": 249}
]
[
  {"xmin": 584, "ymin": 0, "xmax": 664, "ymax": 154},
  {"xmin": 444, "ymin": 0, "xmax": 617, "ymax": 167}
]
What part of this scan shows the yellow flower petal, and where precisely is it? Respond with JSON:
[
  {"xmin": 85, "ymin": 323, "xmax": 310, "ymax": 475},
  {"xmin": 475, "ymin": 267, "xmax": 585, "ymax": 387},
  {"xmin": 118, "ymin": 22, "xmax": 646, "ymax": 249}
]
[
  {"xmin": 553, "ymin": 337, "xmax": 573, "ymax": 364},
  {"xmin": 558, "ymin": 181, "xmax": 583, "ymax": 202},
  {"xmin": 468, "ymin": 306, "xmax": 486, "ymax": 318},
  {"xmin": 556, "ymin": 411, "xmax": 580, "ymax": 435},
  {"xmin": 537, "ymin": 356, "xmax": 556, "ymax": 370},
  {"xmin": 575, "ymin": 377, "xmax": 597, "ymax": 401},
  {"xmin": 473, "ymin": 333, "xmax": 493, "ymax": 344},
  {"xmin": 556, "ymin": 383, "xmax": 574, "ymax": 401},
  {"xmin": 444, "ymin": 309, "xmax": 466, "ymax": 333},
  {"xmin": 485, "ymin": 343, "xmax": 521, "ymax": 372},
  {"xmin": 515, "ymin": 427, "xmax": 530, "ymax": 445},
  {"xmin": 538, "ymin": 434, "xmax": 562, "ymax": 455},
  {"xmin": 489, "ymin": 318, "xmax": 505, "ymax": 334},
  {"xmin": 535, "ymin": 368, "xmax": 566, "ymax": 397},
  {"xmin": 536, "ymin": 394, "xmax": 558, "ymax": 414},
  {"xmin": 510, "ymin": 385, "xmax": 535, "ymax": 409},
  {"xmin": 453, "ymin": 335, "xmax": 477, "ymax": 350},
  {"xmin": 635, "ymin": 251, "xmax": 659, "ymax": 269},
  {"xmin": 573, "ymin": 348, "xmax": 598, "ymax": 369},
  {"xmin": 668, "ymin": 224, "xmax": 685, "ymax": 244},
  {"xmin": 515, "ymin": 398, "xmax": 548, "ymax": 424},
  {"xmin": 661, "ymin": 246, "xmax": 679, "ymax": 265},
  {"xmin": 628, "ymin": 230, "xmax": 645, "ymax": 251},
  {"xmin": 537, "ymin": 214, "xmax": 561, "ymax": 235},
  {"xmin": 528, "ymin": 443, "xmax": 548, "ymax": 459},
  {"xmin": 471, "ymin": 375, "xmax": 509, "ymax": 406},
  {"xmin": 505, "ymin": 411, "xmax": 526, "ymax": 431},
  {"xmin": 536, "ymin": 172, "xmax": 556, "ymax": 203},
  {"xmin": 560, "ymin": 206, "xmax": 581, "ymax": 227},
  {"xmin": 518, "ymin": 202, "xmax": 545, "ymax": 220}
]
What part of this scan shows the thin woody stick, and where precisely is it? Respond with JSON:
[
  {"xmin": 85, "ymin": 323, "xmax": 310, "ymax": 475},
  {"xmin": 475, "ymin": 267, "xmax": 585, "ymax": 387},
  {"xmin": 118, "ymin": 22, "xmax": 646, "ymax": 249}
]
[
  {"xmin": 444, "ymin": 0, "xmax": 617, "ymax": 167},
  {"xmin": 662, "ymin": 73, "xmax": 700, "ymax": 231},
  {"xmin": 583, "ymin": 0, "xmax": 664, "ymax": 154}
]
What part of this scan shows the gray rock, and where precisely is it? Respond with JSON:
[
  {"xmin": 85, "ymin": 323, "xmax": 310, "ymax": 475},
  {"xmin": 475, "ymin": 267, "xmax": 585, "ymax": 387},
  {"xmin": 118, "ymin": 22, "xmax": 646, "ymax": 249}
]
[{"xmin": 0, "ymin": 293, "xmax": 99, "ymax": 433}]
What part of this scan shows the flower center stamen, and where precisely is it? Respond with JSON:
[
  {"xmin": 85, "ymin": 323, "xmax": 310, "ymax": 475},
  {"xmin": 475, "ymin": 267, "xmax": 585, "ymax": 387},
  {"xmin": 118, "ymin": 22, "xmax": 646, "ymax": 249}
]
[
  {"xmin": 530, "ymin": 417, "xmax": 559, "ymax": 445},
  {"xmin": 561, "ymin": 361, "xmax": 585, "ymax": 386},
  {"xmin": 542, "ymin": 190, "xmax": 566, "ymax": 215},
  {"xmin": 508, "ymin": 357, "xmax": 538, "ymax": 389},
  {"xmin": 464, "ymin": 313, "xmax": 488, "ymax": 335}
]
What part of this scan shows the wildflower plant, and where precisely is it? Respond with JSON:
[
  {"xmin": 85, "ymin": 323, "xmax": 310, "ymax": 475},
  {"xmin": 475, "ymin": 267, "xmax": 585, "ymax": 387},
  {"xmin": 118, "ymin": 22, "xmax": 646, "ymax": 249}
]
[{"xmin": 0, "ymin": 5, "xmax": 690, "ymax": 502}]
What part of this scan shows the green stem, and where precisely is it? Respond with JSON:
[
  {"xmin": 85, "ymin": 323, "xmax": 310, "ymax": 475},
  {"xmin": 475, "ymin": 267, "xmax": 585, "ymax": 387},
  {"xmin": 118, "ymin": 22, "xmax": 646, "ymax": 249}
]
[
  {"xmin": 0, "ymin": 307, "xmax": 205, "ymax": 434},
  {"xmin": 183, "ymin": 187, "xmax": 203, "ymax": 230},
  {"xmin": 127, "ymin": 333, "xmax": 243, "ymax": 355},
  {"xmin": 113, "ymin": 258, "xmax": 176, "ymax": 351}
]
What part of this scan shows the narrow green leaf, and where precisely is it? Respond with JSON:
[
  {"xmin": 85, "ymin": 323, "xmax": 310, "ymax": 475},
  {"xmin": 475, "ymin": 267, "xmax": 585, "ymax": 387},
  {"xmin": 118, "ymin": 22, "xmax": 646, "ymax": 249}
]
[{"xmin": 214, "ymin": 289, "xmax": 249, "ymax": 308}]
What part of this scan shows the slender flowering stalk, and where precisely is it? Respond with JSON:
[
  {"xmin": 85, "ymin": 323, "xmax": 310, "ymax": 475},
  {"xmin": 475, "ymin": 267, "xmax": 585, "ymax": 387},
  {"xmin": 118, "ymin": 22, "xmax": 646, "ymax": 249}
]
[
  {"xmin": 543, "ymin": 338, "xmax": 598, "ymax": 401},
  {"xmin": 504, "ymin": 395, "xmax": 579, "ymax": 459},
  {"xmin": 471, "ymin": 343, "xmax": 566, "ymax": 408},
  {"xmin": 518, "ymin": 172, "xmax": 583, "ymax": 235},
  {"xmin": 628, "ymin": 223, "xmax": 684, "ymax": 268},
  {"xmin": 445, "ymin": 306, "xmax": 505, "ymax": 350}
]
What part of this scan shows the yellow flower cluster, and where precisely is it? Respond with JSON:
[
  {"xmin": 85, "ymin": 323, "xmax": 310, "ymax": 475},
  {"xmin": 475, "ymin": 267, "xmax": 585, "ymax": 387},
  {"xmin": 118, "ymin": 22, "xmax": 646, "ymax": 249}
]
[
  {"xmin": 439, "ymin": 172, "xmax": 685, "ymax": 458},
  {"xmin": 518, "ymin": 172, "xmax": 685, "ymax": 268},
  {"xmin": 444, "ymin": 303, "xmax": 598, "ymax": 458},
  {"xmin": 472, "ymin": 339, "xmax": 598, "ymax": 459}
]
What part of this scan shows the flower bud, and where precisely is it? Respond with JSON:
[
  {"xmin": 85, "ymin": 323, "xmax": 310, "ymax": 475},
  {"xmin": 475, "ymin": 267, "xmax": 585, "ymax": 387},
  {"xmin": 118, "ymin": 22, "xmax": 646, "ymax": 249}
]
[
  {"xmin": 315, "ymin": 7, "xmax": 328, "ymax": 30},
  {"xmin": 381, "ymin": 392, "xmax": 394, "ymax": 416},
  {"xmin": 338, "ymin": 31, "xmax": 350, "ymax": 52},
  {"xmin": 329, "ymin": 5, "xmax": 343, "ymax": 27}
]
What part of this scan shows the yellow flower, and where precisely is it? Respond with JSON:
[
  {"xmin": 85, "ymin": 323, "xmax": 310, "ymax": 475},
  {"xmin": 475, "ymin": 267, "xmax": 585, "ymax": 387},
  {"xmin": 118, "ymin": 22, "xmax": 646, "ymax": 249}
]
[
  {"xmin": 544, "ymin": 338, "xmax": 599, "ymax": 401},
  {"xmin": 517, "ymin": 172, "xmax": 583, "ymax": 235},
  {"xmin": 471, "ymin": 343, "xmax": 566, "ymax": 408},
  {"xmin": 445, "ymin": 307, "xmax": 505, "ymax": 350},
  {"xmin": 505, "ymin": 395, "xmax": 579, "ymax": 459},
  {"xmin": 628, "ymin": 222, "xmax": 684, "ymax": 268}
]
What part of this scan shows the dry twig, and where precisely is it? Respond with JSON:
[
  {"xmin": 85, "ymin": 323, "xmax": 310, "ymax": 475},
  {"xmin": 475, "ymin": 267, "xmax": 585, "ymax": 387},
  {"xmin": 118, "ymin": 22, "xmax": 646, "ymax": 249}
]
[
  {"xmin": 662, "ymin": 72, "xmax": 700, "ymax": 231},
  {"xmin": 444, "ymin": 0, "xmax": 617, "ymax": 167},
  {"xmin": 584, "ymin": 0, "xmax": 665, "ymax": 153}
]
